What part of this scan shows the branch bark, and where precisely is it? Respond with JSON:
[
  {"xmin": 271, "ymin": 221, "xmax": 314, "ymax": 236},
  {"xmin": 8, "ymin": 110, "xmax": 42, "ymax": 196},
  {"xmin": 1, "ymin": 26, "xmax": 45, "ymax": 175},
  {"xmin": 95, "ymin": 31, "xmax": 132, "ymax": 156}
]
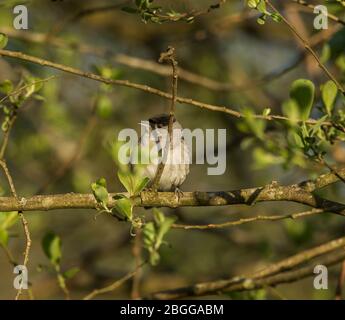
[{"xmin": 0, "ymin": 170, "xmax": 344, "ymax": 212}]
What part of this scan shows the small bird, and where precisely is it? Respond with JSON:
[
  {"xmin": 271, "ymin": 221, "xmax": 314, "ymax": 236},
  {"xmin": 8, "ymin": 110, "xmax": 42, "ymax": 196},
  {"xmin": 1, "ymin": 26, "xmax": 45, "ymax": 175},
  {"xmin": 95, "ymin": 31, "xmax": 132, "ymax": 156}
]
[{"xmin": 135, "ymin": 114, "xmax": 190, "ymax": 192}]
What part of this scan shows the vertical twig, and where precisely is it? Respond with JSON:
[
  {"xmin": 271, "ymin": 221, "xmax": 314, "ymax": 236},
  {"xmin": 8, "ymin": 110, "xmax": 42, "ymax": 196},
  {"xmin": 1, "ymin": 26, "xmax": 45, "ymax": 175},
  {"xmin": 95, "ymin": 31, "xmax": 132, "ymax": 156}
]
[
  {"xmin": 151, "ymin": 46, "xmax": 178, "ymax": 190},
  {"xmin": 131, "ymin": 228, "xmax": 143, "ymax": 299},
  {"xmin": 0, "ymin": 115, "xmax": 17, "ymax": 160},
  {"xmin": 0, "ymin": 104, "xmax": 31, "ymax": 300},
  {"xmin": 336, "ymin": 260, "xmax": 345, "ymax": 300},
  {"xmin": 0, "ymin": 160, "xmax": 32, "ymax": 300}
]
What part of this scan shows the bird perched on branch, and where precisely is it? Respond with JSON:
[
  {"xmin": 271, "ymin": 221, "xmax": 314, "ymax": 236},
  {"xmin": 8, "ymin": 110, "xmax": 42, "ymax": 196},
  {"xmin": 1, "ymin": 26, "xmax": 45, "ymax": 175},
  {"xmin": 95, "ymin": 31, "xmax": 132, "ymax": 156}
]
[{"xmin": 134, "ymin": 114, "xmax": 190, "ymax": 192}]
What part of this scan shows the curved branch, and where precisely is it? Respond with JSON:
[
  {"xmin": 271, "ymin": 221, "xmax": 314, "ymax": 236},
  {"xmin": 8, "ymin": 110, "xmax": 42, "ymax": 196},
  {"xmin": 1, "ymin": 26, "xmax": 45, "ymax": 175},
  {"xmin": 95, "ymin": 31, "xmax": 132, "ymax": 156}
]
[
  {"xmin": 147, "ymin": 236, "xmax": 345, "ymax": 299},
  {"xmin": 0, "ymin": 49, "xmax": 333, "ymax": 126}
]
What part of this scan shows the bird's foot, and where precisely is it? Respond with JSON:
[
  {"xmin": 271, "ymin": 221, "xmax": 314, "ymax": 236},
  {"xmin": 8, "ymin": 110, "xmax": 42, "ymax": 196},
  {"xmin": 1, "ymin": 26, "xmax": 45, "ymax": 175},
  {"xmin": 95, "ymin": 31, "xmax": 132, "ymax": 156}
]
[{"xmin": 174, "ymin": 186, "xmax": 184, "ymax": 203}]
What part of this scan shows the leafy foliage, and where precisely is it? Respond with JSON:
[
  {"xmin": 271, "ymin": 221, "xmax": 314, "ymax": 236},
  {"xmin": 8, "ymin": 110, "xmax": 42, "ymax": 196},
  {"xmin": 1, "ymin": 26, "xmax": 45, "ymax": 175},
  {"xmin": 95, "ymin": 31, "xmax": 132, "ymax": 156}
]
[
  {"xmin": 246, "ymin": 0, "xmax": 282, "ymax": 24},
  {"xmin": 41, "ymin": 231, "xmax": 79, "ymax": 296},
  {"xmin": 0, "ymin": 33, "xmax": 8, "ymax": 49},
  {"xmin": 143, "ymin": 209, "xmax": 176, "ymax": 266},
  {"xmin": 0, "ymin": 211, "xmax": 18, "ymax": 247}
]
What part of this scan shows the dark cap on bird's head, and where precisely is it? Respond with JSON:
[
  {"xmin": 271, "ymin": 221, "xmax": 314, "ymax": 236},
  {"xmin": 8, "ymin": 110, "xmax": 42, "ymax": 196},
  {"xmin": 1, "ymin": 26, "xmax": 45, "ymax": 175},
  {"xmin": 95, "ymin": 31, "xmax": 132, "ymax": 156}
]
[{"xmin": 149, "ymin": 114, "xmax": 176, "ymax": 129}]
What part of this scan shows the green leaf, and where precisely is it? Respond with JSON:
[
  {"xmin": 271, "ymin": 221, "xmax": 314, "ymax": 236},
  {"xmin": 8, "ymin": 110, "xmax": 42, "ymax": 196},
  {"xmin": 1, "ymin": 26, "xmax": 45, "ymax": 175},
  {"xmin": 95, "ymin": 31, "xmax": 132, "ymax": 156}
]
[
  {"xmin": 270, "ymin": 12, "xmax": 282, "ymax": 23},
  {"xmin": 143, "ymin": 221, "xmax": 156, "ymax": 247},
  {"xmin": 149, "ymin": 250, "xmax": 160, "ymax": 266},
  {"xmin": 153, "ymin": 208, "xmax": 165, "ymax": 225},
  {"xmin": 153, "ymin": 209, "xmax": 175, "ymax": 249},
  {"xmin": 91, "ymin": 178, "xmax": 109, "ymax": 206},
  {"xmin": 156, "ymin": 216, "xmax": 175, "ymax": 248},
  {"xmin": 290, "ymin": 131, "xmax": 304, "ymax": 148},
  {"xmin": 320, "ymin": 44, "xmax": 331, "ymax": 63},
  {"xmin": 25, "ymin": 76, "xmax": 43, "ymax": 93},
  {"xmin": 134, "ymin": 177, "xmax": 150, "ymax": 195},
  {"xmin": 42, "ymin": 232, "xmax": 62, "ymax": 266},
  {"xmin": 62, "ymin": 267, "xmax": 80, "ymax": 279},
  {"xmin": 114, "ymin": 197, "xmax": 133, "ymax": 221},
  {"xmin": 247, "ymin": 0, "xmax": 260, "ymax": 8},
  {"xmin": 143, "ymin": 210, "xmax": 176, "ymax": 266},
  {"xmin": 336, "ymin": 54, "xmax": 345, "ymax": 72},
  {"xmin": 0, "ymin": 211, "xmax": 18, "ymax": 229},
  {"xmin": 262, "ymin": 108, "xmax": 271, "ymax": 116},
  {"xmin": 282, "ymin": 99, "xmax": 300, "ymax": 122},
  {"xmin": 321, "ymin": 81, "xmax": 338, "ymax": 115},
  {"xmin": 0, "ymin": 80, "xmax": 13, "ymax": 94},
  {"xmin": 257, "ymin": 14, "xmax": 266, "ymax": 25},
  {"xmin": 284, "ymin": 219, "xmax": 311, "ymax": 244},
  {"xmin": 0, "ymin": 33, "xmax": 8, "ymax": 49},
  {"xmin": 96, "ymin": 95, "xmax": 113, "ymax": 119},
  {"xmin": 290, "ymin": 79, "xmax": 315, "ymax": 121},
  {"xmin": 256, "ymin": 0, "xmax": 266, "ymax": 13},
  {"xmin": 310, "ymin": 115, "xmax": 328, "ymax": 136},
  {"xmin": 0, "ymin": 229, "xmax": 9, "ymax": 247},
  {"xmin": 117, "ymin": 171, "xmax": 133, "ymax": 195},
  {"xmin": 252, "ymin": 147, "xmax": 284, "ymax": 169}
]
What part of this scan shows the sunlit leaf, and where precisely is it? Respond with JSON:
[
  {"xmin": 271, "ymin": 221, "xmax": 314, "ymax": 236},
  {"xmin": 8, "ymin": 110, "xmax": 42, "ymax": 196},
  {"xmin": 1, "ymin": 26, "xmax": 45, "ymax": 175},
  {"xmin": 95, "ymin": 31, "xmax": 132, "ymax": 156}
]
[
  {"xmin": 91, "ymin": 178, "xmax": 109, "ymax": 206},
  {"xmin": 321, "ymin": 81, "xmax": 338, "ymax": 115},
  {"xmin": 0, "ymin": 229, "xmax": 9, "ymax": 247},
  {"xmin": 0, "ymin": 33, "xmax": 8, "ymax": 49},
  {"xmin": 0, "ymin": 80, "xmax": 13, "ymax": 94},
  {"xmin": 134, "ymin": 177, "xmax": 150, "ymax": 195},
  {"xmin": 42, "ymin": 232, "xmax": 62, "ymax": 266},
  {"xmin": 114, "ymin": 197, "xmax": 133, "ymax": 221},
  {"xmin": 117, "ymin": 171, "xmax": 133, "ymax": 195},
  {"xmin": 62, "ymin": 267, "xmax": 80, "ymax": 279},
  {"xmin": 290, "ymin": 79, "xmax": 315, "ymax": 120}
]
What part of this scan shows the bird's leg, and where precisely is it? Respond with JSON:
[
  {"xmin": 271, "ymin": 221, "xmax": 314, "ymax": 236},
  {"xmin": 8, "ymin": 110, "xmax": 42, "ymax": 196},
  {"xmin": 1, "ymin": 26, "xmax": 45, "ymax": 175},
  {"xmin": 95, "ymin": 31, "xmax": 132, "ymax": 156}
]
[{"xmin": 173, "ymin": 186, "xmax": 184, "ymax": 202}]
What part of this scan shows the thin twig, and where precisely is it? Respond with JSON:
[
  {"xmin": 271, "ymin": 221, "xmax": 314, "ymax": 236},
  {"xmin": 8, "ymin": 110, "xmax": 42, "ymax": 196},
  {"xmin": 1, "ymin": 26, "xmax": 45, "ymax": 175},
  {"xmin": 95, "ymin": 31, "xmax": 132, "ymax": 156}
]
[
  {"xmin": 0, "ymin": 160, "xmax": 18, "ymax": 198},
  {"xmin": 147, "ymin": 236, "xmax": 345, "ymax": 299},
  {"xmin": 0, "ymin": 160, "xmax": 32, "ymax": 300},
  {"xmin": 15, "ymin": 212, "xmax": 32, "ymax": 300},
  {"xmin": 0, "ymin": 26, "xmax": 335, "ymax": 92},
  {"xmin": 83, "ymin": 261, "xmax": 146, "ymax": 300},
  {"xmin": 317, "ymin": 155, "xmax": 345, "ymax": 185},
  {"xmin": 151, "ymin": 47, "xmax": 178, "ymax": 190},
  {"xmin": 0, "ymin": 92, "xmax": 32, "ymax": 300},
  {"xmin": 291, "ymin": 0, "xmax": 345, "ymax": 26},
  {"xmin": 0, "ymin": 116, "xmax": 16, "ymax": 160},
  {"xmin": 172, "ymin": 208, "xmax": 325, "ymax": 230},
  {"xmin": 0, "ymin": 48, "xmax": 333, "ymax": 126},
  {"xmin": 265, "ymin": 0, "xmax": 345, "ymax": 96},
  {"xmin": 0, "ymin": 76, "xmax": 57, "ymax": 105}
]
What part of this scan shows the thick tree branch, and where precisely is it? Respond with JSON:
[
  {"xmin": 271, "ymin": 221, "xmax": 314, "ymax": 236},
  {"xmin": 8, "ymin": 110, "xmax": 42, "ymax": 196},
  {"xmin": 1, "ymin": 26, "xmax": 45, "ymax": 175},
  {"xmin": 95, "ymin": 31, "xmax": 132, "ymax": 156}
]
[{"xmin": 0, "ymin": 169, "xmax": 344, "ymax": 212}]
